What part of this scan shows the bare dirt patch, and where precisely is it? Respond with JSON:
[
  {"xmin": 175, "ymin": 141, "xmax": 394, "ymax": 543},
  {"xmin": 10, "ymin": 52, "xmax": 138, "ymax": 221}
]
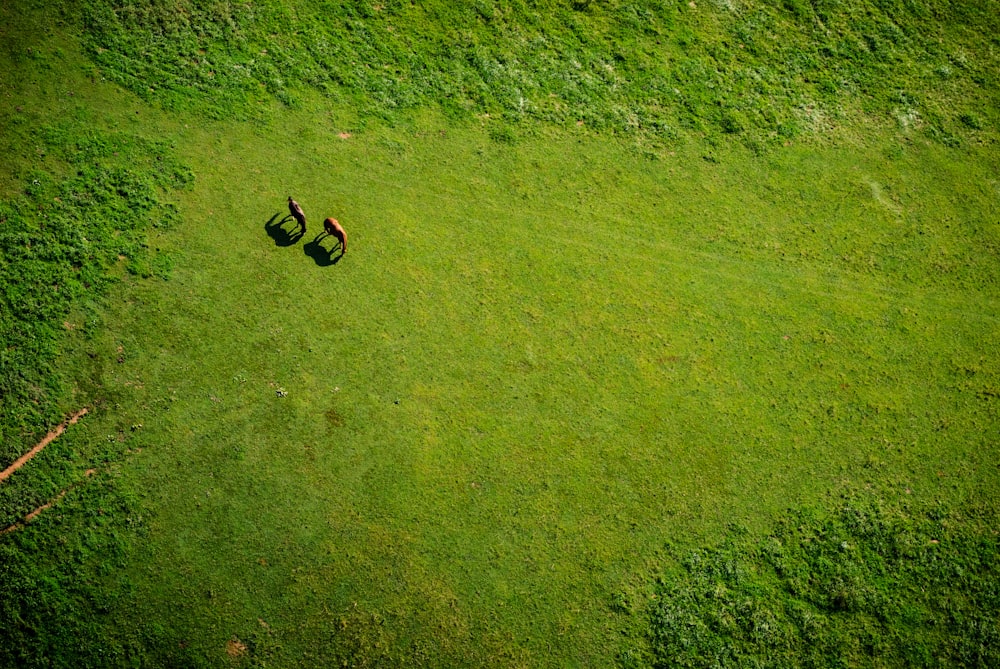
[{"xmin": 226, "ymin": 637, "xmax": 248, "ymax": 658}]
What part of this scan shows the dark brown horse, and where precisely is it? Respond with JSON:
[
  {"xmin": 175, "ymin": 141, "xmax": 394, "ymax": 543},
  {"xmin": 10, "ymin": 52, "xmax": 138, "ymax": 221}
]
[
  {"xmin": 323, "ymin": 217, "xmax": 347, "ymax": 254},
  {"xmin": 288, "ymin": 196, "xmax": 306, "ymax": 233}
]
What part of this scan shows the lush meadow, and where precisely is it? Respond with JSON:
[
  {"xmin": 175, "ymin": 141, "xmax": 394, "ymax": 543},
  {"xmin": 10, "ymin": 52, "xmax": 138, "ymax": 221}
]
[{"xmin": 1, "ymin": 1, "xmax": 999, "ymax": 667}]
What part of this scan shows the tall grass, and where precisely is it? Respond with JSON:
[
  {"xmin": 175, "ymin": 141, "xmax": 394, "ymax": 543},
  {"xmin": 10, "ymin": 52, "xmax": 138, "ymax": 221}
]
[
  {"xmin": 650, "ymin": 493, "xmax": 1000, "ymax": 667},
  {"xmin": 76, "ymin": 0, "xmax": 999, "ymax": 149},
  {"xmin": 0, "ymin": 7, "xmax": 193, "ymax": 664},
  {"xmin": 0, "ymin": 127, "xmax": 191, "ymax": 460}
]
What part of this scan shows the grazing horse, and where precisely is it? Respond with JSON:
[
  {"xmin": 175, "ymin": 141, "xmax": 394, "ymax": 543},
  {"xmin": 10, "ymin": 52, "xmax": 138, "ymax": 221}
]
[
  {"xmin": 288, "ymin": 196, "xmax": 307, "ymax": 233},
  {"xmin": 323, "ymin": 217, "xmax": 347, "ymax": 254}
]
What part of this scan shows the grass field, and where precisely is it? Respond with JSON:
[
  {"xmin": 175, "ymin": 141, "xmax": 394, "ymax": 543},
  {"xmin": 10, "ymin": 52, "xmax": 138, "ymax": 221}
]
[{"xmin": 2, "ymin": 1, "xmax": 999, "ymax": 667}]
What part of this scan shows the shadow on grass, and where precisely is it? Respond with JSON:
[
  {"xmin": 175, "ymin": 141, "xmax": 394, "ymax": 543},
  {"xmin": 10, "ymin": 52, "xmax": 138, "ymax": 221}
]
[
  {"xmin": 303, "ymin": 232, "xmax": 344, "ymax": 267},
  {"xmin": 264, "ymin": 212, "xmax": 304, "ymax": 246}
]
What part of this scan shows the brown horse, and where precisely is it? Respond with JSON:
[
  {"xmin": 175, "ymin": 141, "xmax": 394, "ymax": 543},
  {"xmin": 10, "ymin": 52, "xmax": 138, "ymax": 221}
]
[
  {"xmin": 288, "ymin": 196, "xmax": 306, "ymax": 233},
  {"xmin": 323, "ymin": 217, "xmax": 347, "ymax": 254}
]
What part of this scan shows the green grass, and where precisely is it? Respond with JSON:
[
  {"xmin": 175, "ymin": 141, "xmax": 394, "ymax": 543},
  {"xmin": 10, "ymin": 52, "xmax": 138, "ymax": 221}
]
[
  {"xmin": 650, "ymin": 493, "xmax": 1000, "ymax": 667},
  {"xmin": 0, "ymin": 127, "xmax": 190, "ymax": 449},
  {"xmin": 76, "ymin": 0, "xmax": 1000, "ymax": 150},
  {"xmin": 1, "ymin": 0, "xmax": 999, "ymax": 667},
  {"xmin": 11, "ymin": 110, "xmax": 995, "ymax": 665}
]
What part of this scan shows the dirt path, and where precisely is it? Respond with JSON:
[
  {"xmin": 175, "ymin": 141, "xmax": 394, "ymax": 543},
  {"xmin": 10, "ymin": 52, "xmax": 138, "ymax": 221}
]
[
  {"xmin": 0, "ymin": 408, "xmax": 88, "ymax": 483},
  {"xmin": 1, "ymin": 491, "xmax": 69, "ymax": 535}
]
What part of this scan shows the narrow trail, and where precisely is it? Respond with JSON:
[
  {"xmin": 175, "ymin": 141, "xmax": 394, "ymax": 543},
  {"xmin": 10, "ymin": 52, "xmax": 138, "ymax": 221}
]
[
  {"xmin": 1, "ymin": 409, "xmax": 92, "ymax": 535},
  {"xmin": 0, "ymin": 408, "xmax": 89, "ymax": 483},
  {"xmin": 1, "ymin": 491, "xmax": 68, "ymax": 535},
  {"xmin": 0, "ymin": 468, "xmax": 98, "ymax": 536}
]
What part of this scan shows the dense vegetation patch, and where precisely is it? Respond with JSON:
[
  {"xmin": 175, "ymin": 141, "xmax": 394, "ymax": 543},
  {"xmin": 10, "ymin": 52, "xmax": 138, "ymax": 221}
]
[
  {"xmin": 77, "ymin": 0, "xmax": 999, "ymax": 149},
  {"xmin": 0, "ymin": 126, "xmax": 192, "ymax": 460},
  {"xmin": 648, "ymin": 495, "xmax": 1000, "ymax": 667},
  {"xmin": 0, "ymin": 9, "xmax": 195, "ymax": 666},
  {"xmin": 0, "ymin": 120, "xmax": 192, "ymax": 667},
  {"xmin": 0, "ymin": 467, "xmax": 151, "ymax": 668}
]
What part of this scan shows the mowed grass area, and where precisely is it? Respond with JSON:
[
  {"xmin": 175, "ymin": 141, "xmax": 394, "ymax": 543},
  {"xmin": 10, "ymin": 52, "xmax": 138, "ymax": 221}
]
[
  {"xmin": 79, "ymin": 105, "xmax": 998, "ymax": 664},
  {"xmin": 1, "ymin": 1, "xmax": 999, "ymax": 666}
]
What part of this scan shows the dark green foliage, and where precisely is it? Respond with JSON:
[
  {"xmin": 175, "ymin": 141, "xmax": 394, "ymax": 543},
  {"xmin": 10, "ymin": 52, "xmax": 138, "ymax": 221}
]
[
  {"xmin": 0, "ymin": 468, "xmax": 151, "ymax": 668},
  {"xmin": 0, "ymin": 126, "xmax": 192, "ymax": 667},
  {"xmin": 649, "ymin": 497, "xmax": 1000, "ymax": 668},
  {"xmin": 75, "ymin": 0, "xmax": 999, "ymax": 147},
  {"xmin": 0, "ymin": 129, "xmax": 191, "ymax": 458}
]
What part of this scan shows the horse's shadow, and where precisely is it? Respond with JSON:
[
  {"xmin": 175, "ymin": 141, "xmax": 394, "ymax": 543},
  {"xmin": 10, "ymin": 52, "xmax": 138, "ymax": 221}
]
[
  {"xmin": 303, "ymin": 232, "xmax": 344, "ymax": 267},
  {"xmin": 264, "ymin": 212, "xmax": 304, "ymax": 247}
]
